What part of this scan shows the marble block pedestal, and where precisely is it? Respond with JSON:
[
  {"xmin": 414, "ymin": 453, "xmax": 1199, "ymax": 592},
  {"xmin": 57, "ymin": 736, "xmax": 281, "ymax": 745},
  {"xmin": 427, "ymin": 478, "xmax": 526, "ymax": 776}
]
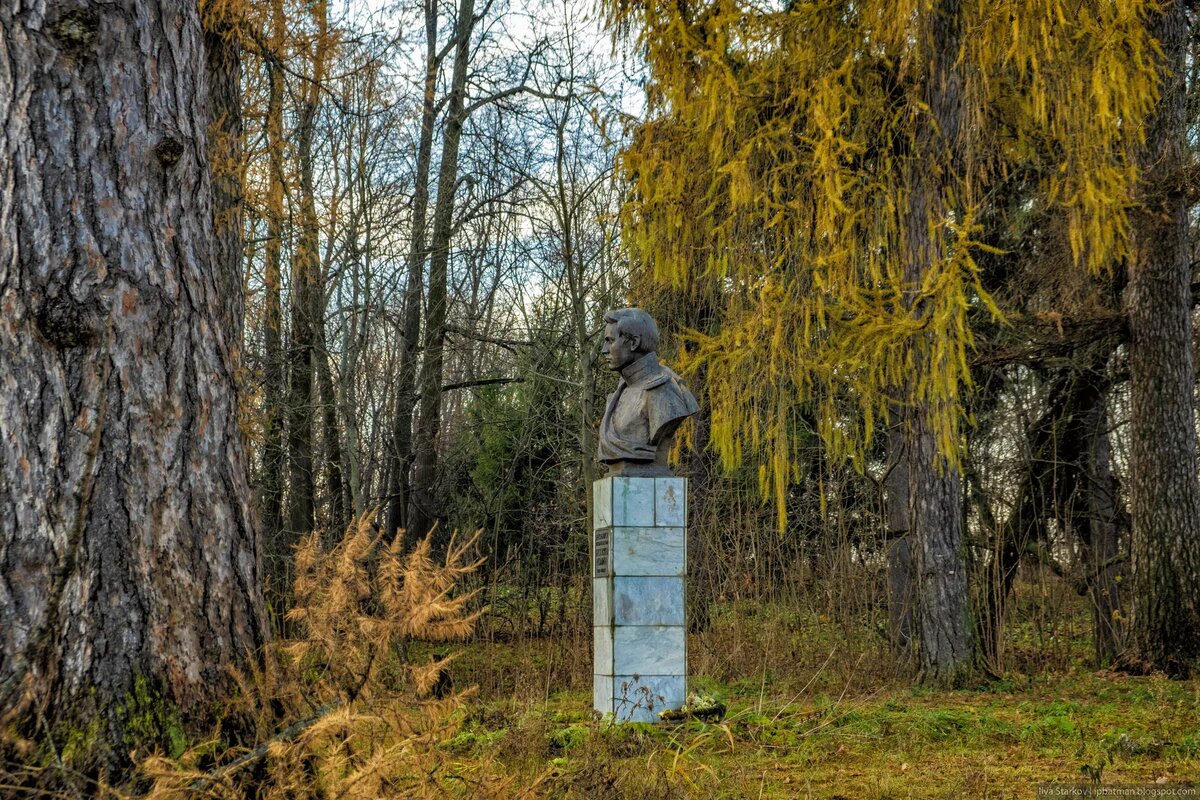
[{"xmin": 593, "ymin": 476, "xmax": 687, "ymax": 722}]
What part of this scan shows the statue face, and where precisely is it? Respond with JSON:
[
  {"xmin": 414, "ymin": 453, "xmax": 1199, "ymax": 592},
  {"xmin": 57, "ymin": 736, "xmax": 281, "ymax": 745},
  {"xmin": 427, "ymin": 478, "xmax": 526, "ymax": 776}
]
[{"xmin": 602, "ymin": 321, "xmax": 638, "ymax": 371}]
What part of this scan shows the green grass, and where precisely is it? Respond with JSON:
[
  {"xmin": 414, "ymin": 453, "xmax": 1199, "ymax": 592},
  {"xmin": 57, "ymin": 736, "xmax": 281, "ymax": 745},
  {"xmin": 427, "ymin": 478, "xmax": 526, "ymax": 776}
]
[
  {"xmin": 423, "ymin": 591, "xmax": 1200, "ymax": 798},
  {"xmin": 97, "ymin": 589, "xmax": 1192, "ymax": 798},
  {"xmin": 436, "ymin": 668, "xmax": 1199, "ymax": 798}
]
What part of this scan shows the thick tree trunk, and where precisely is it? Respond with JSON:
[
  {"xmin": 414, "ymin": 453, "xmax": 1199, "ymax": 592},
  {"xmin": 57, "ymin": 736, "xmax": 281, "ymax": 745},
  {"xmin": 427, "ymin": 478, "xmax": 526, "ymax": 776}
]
[
  {"xmin": 408, "ymin": 0, "xmax": 477, "ymax": 541},
  {"xmin": 1122, "ymin": 0, "xmax": 1200, "ymax": 677},
  {"xmin": 203, "ymin": 15, "xmax": 244, "ymax": 345},
  {"xmin": 385, "ymin": 0, "xmax": 438, "ymax": 544},
  {"xmin": 904, "ymin": 0, "xmax": 975, "ymax": 686},
  {"xmin": 908, "ymin": 418, "xmax": 973, "ymax": 684},
  {"xmin": 0, "ymin": 1, "xmax": 266, "ymax": 769}
]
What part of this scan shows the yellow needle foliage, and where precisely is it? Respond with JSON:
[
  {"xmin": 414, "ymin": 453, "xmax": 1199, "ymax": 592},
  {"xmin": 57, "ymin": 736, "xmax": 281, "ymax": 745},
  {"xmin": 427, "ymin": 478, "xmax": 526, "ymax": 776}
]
[
  {"xmin": 134, "ymin": 513, "xmax": 518, "ymax": 799},
  {"xmin": 608, "ymin": 0, "xmax": 1157, "ymax": 523}
]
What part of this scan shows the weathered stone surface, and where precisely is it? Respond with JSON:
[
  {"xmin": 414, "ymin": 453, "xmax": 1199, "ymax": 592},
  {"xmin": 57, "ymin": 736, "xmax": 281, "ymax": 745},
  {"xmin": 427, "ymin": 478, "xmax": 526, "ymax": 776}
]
[
  {"xmin": 593, "ymin": 477, "xmax": 612, "ymax": 529},
  {"xmin": 593, "ymin": 577, "xmax": 612, "ymax": 627},
  {"xmin": 613, "ymin": 625, "xmax": 686, "ymax": 675},
  {"xmin": 594, "ymin": 674, "xmax": 613, "ymax": 715},
  {"xmin": 594, "ymin": 624, "xmax": 613, "ymax": 676},
  {"xmin": 612, "ymin": 526, "xmax": 685, "ymax": 576},
  {"xmin": 655, "ymin": 477, "xmax": 687, "ymax": 526},
  {"xmin": 612, "ymin": 674, "xmax": 687, "ymax": 722},
  {"xmin": 612, "ymin": 477, "xmax": 656, "ymax": 526},
  {"xmin": 592, "ymin": 472, "xmax": 688, "ymax": 722},
  {"xmin": 613, "ymin": 577, "xmax": 685, "ymax": 626}
]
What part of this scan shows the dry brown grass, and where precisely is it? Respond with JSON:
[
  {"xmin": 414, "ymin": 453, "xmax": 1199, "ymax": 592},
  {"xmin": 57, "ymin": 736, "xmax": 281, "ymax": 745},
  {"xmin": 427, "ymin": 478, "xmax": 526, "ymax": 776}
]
[{"xmin": 128, "ymin": 512, "xmax": 537, "ymax": 799}]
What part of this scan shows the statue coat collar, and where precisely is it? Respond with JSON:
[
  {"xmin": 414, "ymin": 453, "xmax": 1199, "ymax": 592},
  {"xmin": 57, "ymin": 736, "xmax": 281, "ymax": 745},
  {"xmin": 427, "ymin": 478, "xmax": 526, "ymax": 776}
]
[{"xmin": 616, "ymin": 351, "xmax": 670, "ymax": 390}]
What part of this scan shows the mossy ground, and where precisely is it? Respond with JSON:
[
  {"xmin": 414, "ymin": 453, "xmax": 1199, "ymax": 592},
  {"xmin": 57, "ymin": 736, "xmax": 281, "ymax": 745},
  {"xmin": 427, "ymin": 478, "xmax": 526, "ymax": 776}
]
[
  {"xmin": 435, "ymin": 653, "xmax": 1199, "ymax": 798},
  {"xmin": 417, "ymin": 597, "xmax": 1200, "ymax": 799}
]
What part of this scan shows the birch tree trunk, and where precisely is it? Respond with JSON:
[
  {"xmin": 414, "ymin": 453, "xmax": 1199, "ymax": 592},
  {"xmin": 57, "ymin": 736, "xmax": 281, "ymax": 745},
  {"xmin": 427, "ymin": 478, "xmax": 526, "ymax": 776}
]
[{"xmin": 0, "ymin": 0, "xmax": 265, "ymax": 767}]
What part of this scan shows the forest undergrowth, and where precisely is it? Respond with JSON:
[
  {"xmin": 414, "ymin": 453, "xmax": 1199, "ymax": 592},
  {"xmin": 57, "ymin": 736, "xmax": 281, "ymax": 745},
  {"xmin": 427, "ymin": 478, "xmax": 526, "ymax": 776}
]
[
  {"xmin": 434, "ymin": 599, "xmax": 1200, "ymax": 799},
  {"xmin": 4, "ymin": 515, "xmax": 1197, "ymax": 799}
]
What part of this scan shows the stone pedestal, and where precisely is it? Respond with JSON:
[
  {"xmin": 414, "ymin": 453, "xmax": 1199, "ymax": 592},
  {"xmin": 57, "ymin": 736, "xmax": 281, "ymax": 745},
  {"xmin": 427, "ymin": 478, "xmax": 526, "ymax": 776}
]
[{"xmin": 592, "ymin": 476, "xmax": 687, "ymax": 722}]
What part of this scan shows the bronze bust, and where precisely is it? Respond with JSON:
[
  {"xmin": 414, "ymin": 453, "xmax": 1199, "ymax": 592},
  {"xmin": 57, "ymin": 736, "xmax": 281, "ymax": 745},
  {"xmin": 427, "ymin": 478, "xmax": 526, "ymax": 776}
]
[{"xmin": 597, "ymin": 308, "xmax": 699, "ymax": 476}]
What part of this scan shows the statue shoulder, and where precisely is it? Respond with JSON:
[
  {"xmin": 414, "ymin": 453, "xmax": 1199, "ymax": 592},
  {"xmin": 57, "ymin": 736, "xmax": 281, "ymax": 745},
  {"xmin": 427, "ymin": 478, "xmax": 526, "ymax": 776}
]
[
  {"xmin": 645, "ymin": 365, "xmax": 698, "ymax": 413},
  {"xmin": 645, "ymin": 364, "xmax": 687, "ymax": 393},
  {"xmin": 643, "ymin": 372, "xmax": 672, "ymax": 390}
]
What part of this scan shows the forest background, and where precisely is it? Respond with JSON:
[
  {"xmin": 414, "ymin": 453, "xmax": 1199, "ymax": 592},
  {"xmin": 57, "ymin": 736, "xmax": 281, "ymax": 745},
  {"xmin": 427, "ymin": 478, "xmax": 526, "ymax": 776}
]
[{"xmin": 1, "ymin": 0, "xmax": 1199, "ymax": 796}]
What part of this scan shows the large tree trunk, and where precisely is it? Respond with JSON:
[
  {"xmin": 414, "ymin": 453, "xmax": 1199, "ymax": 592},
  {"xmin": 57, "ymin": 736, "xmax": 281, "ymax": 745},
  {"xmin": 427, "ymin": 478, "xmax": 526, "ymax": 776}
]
[
  {"xmin": 908, "ymin": 417, "xmax": 973, "ymax": 684},
  {"xmin": 202, "ymin": 10, "xmax": 244, "ymax": 345},
  {"xmin": 385, "ymin": 0, "xmax": 438, "ymax": 544},
  {"xmin": 0, "ymin": 0, "xmax": 266, "ymax": 770},
  {"xmin": 904, "ymin": 0, "xmax": 976, "ymax": 686},
  {"xmin": 408, "ymin": 0, "xmax": 477, "ymax": 541},
  {"xmin": 1122, "ymin": 0, "xmax": 1200, "ymax": 677}
]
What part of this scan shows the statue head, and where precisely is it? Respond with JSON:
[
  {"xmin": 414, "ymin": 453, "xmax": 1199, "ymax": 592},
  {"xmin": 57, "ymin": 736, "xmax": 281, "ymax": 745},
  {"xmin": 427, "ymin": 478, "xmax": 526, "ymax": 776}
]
[{"xmin": 602, "ymin": 308, "xmax": 660, "ymax": 372}]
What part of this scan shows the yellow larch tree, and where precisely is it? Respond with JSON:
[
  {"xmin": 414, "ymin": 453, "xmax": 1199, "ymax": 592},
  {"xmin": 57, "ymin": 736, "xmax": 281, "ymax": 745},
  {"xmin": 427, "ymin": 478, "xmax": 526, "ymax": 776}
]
[{"xmin": 606, "ymin": 0, "xmax": 1159, "ymax": 682}]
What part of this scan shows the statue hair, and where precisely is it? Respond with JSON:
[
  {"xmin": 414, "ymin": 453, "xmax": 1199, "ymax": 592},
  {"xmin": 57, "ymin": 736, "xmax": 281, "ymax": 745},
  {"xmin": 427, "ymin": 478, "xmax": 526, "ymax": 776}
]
[{"xmin": 604, "ymin": 308, "xmax": 660, "ymax": 353}]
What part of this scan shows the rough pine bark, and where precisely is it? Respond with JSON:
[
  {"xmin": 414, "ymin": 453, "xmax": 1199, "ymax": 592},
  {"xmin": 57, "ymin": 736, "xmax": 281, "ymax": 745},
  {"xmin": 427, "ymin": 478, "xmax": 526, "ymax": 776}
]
[
  {"xmin": 904, "ymin": 0, "xmax": 976, "ymax": 685},
  {"xmin": 1123, "ymin": 0, "xmax": 1200, "ymax": 677},
  {"xmin": 0, "ymin": 0, "xmax": 266, "ymax": 767},
  {"xmin": 203, "ymin": 13, "xmax": 244, "ymax": 344},
  {"xmin": 908, "ymin": 418, "xmax": 973, "ymax": 684}
]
